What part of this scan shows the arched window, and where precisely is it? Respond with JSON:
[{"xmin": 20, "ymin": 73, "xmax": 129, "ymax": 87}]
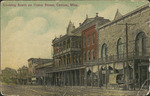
[
  {"xmin": 117, "ymin": 38, "xmax": 123, "ymax": 58},
  {"xmin": 135, "ymin": 32, "xmax": 146, "ymax": 56},
  {"xmin": 101, "ymin": 44, "xmax": 107, "ymax": 61}
]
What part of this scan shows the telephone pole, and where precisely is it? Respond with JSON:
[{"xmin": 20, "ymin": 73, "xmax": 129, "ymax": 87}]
[{"xmin": 118, "ymin": 23, "xmax": 136, "ymax": 89}]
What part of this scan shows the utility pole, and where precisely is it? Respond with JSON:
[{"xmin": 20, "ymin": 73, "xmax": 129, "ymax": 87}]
[{"xmin": 118, "ymin": 23, "xmax": 136, "ymax": 89}]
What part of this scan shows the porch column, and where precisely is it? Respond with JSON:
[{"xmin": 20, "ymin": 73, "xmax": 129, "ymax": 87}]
[
  {"xmin": 64, "ymin": 71, "xmax": 66, "ymax": 86},
  {"xmin": 65, "ymin": 55, "xmax": 67, "ymax": 66},
  {"xmin": 133, "ymin": 60, "xmax": 135, "ymax": 90},
  {"xmin": 113, "ymin": 62, "xmax": 115, "ymax": 73},
  {"xmin": 75, "ymin": 70, "xmax": 77, "ymax": 86},
  {"xmin": 84, "ymin": 67, "xmax": 87, "ymax": 87},
  {"xmin": 138, "ymin": 65, "xmax": 141, "ymax": 89},
  {"xmin": 105, "ymin": 64, "xmax": 107, "ymax": 89},
  {"xmin": 91, "ymin": 66, "xmax": 93, "ymax": 87},
  {"xmin": 123, "ymin": 62, "xmax": 125, "ymax": 82},
  {"xmin": 68, "ymin": 71, "xmax": 70, "ymax": 86},
  {"xmin": 98, "ymin": 65, "xmax": 100, "ymax": 87}
]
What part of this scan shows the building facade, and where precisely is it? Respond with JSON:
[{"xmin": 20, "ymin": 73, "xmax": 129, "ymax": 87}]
[
  {"xmin": 35, "ymin": 59, "xmax": 53, "ymax": 85},
  {"xmin": 17, "ymin": 66, "xmax": 28, "ymax": 85},
  {"xmin": 49, "ymin": 21, "xmax": 84, "ymax": 86},
  {"xmin": 80, "ymin": 13, "xmax": 110, "ymax": 86},
  {"xmin": 48, "ymin": 14, "xmax": 110, "ymax": 86},
  {"xmin": 97, "ymin": 3, "xmax": 150, "ymax": 89},
  {"xmin": 27, "ymin": 3, "xmax": 150, "ymax": 90},
  {"xmin": 28, "ymin": 58, "xmax": 52, "ymax": 83}
]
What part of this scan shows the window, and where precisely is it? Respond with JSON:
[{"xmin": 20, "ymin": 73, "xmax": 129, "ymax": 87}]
[
  {"xmin": 83, "ymin": 37, "xmax": 85, "ymax": 48},
  {"xmin": 101, "ymin": 44, "xmax": 107, "ymax": 61},
  {"xmin": 79, "ymin": 41, "xmax": 81, "ymax": 48},
  {"xmin": 91, "ymin": 50, "xmax": 95, "ymax": 60},
  {"xmin": 87, "ymin": 51, "xmax": 90, "ymax": 60},
  {"xmin": 92, "ymin": 33, "xmax": 95, "ymax": 44},
  {"xmin": 88, "ymin": 35, "xmax": 90, "ymax": 46},
  {"xmin": 117, "ymin": 38, "xmax": 123, "ymax": 58},
  {"xmin": 76, "ymin": 41, "xmax": 78, "ymax": 48},
  {"xmin": 79, "ymin": 55, "xmax": 81, "ymax": 63},
  {"xmin": 83, "ymin": 52, "xmax": 86, "ymax": 61},
  {"xmin": 135, "ymin": 32, "xmax": 146, "ymax": 56}
]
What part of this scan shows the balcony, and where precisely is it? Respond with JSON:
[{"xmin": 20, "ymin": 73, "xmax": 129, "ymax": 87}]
[
  {"xmin": 46, "ymin": 63, "xmax": 85, "ymax": 73},
  {"xmin": 83, "ymin": 59, "xmax": 98, "ymax": 66},
  {"xmin": 98, "ymin": 51, "xmax": 150, "ymax": 64},
  {"xmin": 54, "ymin": 47, "xmax": 81, "ymax": 57}
]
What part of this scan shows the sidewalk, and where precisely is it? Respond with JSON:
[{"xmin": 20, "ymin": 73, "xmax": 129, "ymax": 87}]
[{"xmin": 44, "ymin": 86, "xmax": 148, "ymax": 96}]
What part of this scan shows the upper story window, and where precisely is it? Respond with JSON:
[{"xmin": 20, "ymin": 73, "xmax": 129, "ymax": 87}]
[
  {"xmin": 101, "ymin": 43, "xmax": 107, "ymax": 61},
  {"xmin": 76, "ymin": 41, "xmax": 78, "ymax": 48},
  {"xmin": 135, "ymin": 32, "xmax": 146, "ymax": 56},
  {"xmin": 117, "ymin": 38, "xmax": 123, "ymax": 58},
  {"xmin": 87, "ymin": 51, "xmax": 90, "ymax": 60},
  {"xmin": 88, "ymin": 35, "xmax": 90, "ymax": 46},
  {"xmin": 83, "ymin": 37, "xmax": 86, "ymax": 48},
  {"xmin": 91, "ymin": 50, "xmax": 95, "ymax": 60},
  {"xmin": 83, "ymin": 52, "xmax": 86, "ymax": 61},
  {"xmin": 92, "ymin": 33, "xmax": 95, "ymax": 44},
  {"xmin": 79, "ymin": 41, "xmax": 81, "ymax": 48}
]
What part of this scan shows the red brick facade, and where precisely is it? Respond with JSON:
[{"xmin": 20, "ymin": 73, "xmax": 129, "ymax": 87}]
[{"xmin": 81, "ymin": 25, "xmax": 97, "ymax": 63}]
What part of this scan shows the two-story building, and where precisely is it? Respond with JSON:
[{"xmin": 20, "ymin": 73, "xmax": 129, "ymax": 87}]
[
  {"xmin": 97, "ymin": 3, "xmax": 150, "ymax": 89},
  {"xmin": 28, "ymin": 58, "xmax": 52, "ymax": 84},
  {"xmin": 35, "ymin": 59, "xmax": 53, "ymax": 85},
  {"xmin": 49, "ymin": 21, "xmax": 84, "ymax": 86},
  {"xmin": 80, "ymin": 13, "xmax": 110, "ymax": 86}
]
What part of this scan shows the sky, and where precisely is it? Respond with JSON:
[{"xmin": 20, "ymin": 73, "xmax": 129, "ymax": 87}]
[{"xmin": 1, "ymin": 0, "xmax": 148, "ymax": 70}]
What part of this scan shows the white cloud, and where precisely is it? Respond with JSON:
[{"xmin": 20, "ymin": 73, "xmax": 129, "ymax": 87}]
[
  {"xmin": 2, "ymin": 2, "xmax": 143, "ymax": 70},
  {"xmin": 4, "ymin": 17, "xmax": 24, "ymax": 34},
  {"xmin": 24, "ymin": 17, "xmax": 48, "ymax": 34},
  {"xmin": 1, "ymin": 4, "xmax": 96, "ymax": 69}
]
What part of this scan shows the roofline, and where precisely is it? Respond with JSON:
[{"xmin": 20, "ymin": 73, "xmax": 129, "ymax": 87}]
[
  {"xmin": 52, "ymin": 35, "xmax": 81, "ymax": 45},
  {"xmin": 98, "ymin": 3, "xmax": 149, "ymax": 30},
  {"xmin": 28, "ymin": 58, "xmax": 53, "ymax": 61}
]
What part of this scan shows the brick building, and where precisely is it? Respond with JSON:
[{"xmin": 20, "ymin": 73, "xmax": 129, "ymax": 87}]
[
  {"xmin": 47, "ymin": 14, "xmax": 110, "ymax": 86},
  {"xmin": 28, "ymin": 3, "xmax": 150, "ymax": 91},
  {"xmin": 80, "ymin": 13, "xmax": 110, "ymax": 86}
]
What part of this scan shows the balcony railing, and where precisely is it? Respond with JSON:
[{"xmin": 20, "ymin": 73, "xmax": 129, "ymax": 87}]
[
  {"xmin": 98, "ymin": 51, "xmax": 150, "ymax": 64},
  {"xmin": 46, "ymin": 63, "xmax": 85, "ymax": 73},
  {"xmin": 54, "ymin": 47, "xmax": 81, "ymax": 57}
]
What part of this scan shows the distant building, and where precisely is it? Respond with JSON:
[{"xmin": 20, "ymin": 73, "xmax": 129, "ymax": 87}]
[
  {"xmin": 28, "ymin": 58, "xmax": 52, "ymax": 83},
  {"xmin": 17, "ymin": 66, "xmax": 28, "ymax": 85},
  {"xmin": 35, "ymin": 59, "xmax": 53, "ymax": 85}
]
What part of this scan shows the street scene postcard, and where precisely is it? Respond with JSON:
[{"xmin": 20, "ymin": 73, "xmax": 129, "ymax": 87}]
[{"xmin": 1, "ymin": 0, "xmax": 150, "ymax": 96}]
